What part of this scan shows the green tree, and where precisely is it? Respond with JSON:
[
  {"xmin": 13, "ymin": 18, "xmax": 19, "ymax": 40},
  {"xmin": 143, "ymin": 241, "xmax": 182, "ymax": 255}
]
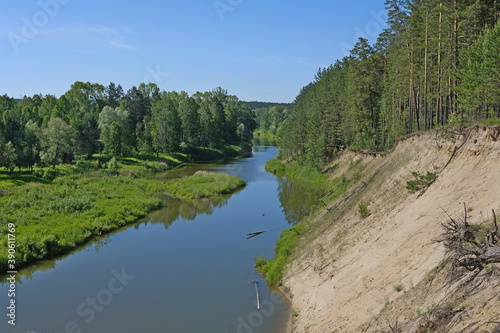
[
  {"xmin": 458, "ymin": 19, "xmax": 500, "ymax": 120},
  {"xmin": 98, "ymin": 106, "xmax": 130, "ymax": 157},
  {"xmin": 23, "ymin": 120, "xmax": 42, "ymax": 170},
  {"xmin": 177, "ymin": 93, "xmax": 200, "ymax": 146},
  {"xmin": 1, "ymin": 141, "xmax": 17, "ymax": 173},
  {"xmin": 150, "ymin": 93, "xmax": 182, "ymax": 155},
  {"xmin": 105, "ymin": 82, "xmax": 124, "ymax": 108},
  {"xmin": 64, "ymin": 82, "xmax": 105, "ymax": 158},
  {"xmin": 40, "ymin": 118, "xmax": 75, "ymax": 167}
]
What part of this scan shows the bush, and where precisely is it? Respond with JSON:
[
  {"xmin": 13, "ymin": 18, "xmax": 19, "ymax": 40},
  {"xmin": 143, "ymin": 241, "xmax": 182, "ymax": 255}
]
[
  {"xmin": 406, "ymin": 171, "xmax": 438, "ymax": 193},
  {"xmin": 255, "ymin": 257, "xmax": 267, "ymax": 272},
  {"xmin": 107, "ymin": 157, "xmax": 118, "ymax": 172},
  {"xmin": 265, "ymin": 158, "xmax": 286, "ymax": 175},
  {"xmin": 256, "ymin": 223, "xmax": 310, "ymax": 285},
  {"xmin": 358, "ymin": 202, "xmax": 371, "ymax": 219}
]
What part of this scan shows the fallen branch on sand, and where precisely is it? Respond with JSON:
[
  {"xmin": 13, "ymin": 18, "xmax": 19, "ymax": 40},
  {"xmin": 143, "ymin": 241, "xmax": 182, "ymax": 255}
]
[{"xmin": 438, "ymin": 204, "xmax": 500, "ymax": 272}]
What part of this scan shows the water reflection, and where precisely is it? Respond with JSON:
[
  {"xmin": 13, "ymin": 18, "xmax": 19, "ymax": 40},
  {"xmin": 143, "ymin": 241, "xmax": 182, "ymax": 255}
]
[
  {"xmin": 276, "ymin": 176, "xmax": 326, "ymax": 224},
  {"xmin": 0, "ymin": 192, "xmax": 240, "ymax": 286},
  {"xmin": 141, "ymin": 193, "xmax": 236, "ymax": 229}
]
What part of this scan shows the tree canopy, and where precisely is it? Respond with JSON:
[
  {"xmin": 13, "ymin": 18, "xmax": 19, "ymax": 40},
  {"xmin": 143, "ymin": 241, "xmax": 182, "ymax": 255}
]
[
  {"xmin": 278, "ymin": 0, "xmax": 500, "ymax": 169},
  {"xmin": 0, "ymin": 85, "xmax": 258, "ymax": 171}
]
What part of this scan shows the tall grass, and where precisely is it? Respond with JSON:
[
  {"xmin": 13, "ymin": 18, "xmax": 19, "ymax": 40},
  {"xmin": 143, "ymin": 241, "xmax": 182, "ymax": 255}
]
[
  {"xmin": 265, "ymin": 158, "xmax": 327, "ymax": 184},
  {"xmin": 162, "ymin": 171, "xmax": 246, "ymax": 199},
  {"xmin": 255, "ymin": 222, "xmax": 310, "ymax": 285}
]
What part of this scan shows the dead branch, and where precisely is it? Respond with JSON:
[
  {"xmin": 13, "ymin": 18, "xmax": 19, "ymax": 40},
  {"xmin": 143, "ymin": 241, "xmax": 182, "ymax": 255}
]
[{"xmin": 439, "ymin": 207, "xmax": 500, "ymax": 273}]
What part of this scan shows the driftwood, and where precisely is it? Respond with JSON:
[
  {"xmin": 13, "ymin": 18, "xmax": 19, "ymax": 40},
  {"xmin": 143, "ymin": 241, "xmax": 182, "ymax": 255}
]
[
  {"xmin": 246, "ymin": 231, "xmax": 266, "ymax": 239},
  {"xmin": 439, "ymin": 204, "xmax": 500, "ymax": 272}
]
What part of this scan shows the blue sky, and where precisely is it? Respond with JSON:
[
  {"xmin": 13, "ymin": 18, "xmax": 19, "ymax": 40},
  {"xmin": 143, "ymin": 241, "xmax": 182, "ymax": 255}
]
[{"xmin": 1, "ymin": 0, "xmax": 387, "ymax": 103}]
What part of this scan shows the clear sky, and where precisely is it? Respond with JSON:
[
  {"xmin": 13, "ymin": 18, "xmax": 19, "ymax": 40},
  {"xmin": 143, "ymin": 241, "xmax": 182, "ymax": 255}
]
[{"xmin": 0, "ymin": 0, "xmax": 387, "ymax": 103}]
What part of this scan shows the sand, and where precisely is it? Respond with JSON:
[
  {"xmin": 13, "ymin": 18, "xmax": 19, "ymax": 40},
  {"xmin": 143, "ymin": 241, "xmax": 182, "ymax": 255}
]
[{"xmin": 280, "ymin": 126, "xmax": 500, "ymax": 332}]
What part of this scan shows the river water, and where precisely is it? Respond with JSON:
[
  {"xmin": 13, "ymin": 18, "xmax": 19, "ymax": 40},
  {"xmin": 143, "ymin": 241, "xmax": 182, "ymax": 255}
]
[{"xmin": 1, "ymin": 147, "xmax": 324, "ymax": 333}]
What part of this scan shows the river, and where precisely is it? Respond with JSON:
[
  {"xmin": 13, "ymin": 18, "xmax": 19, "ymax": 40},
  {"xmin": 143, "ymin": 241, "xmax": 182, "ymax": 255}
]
[{"xmin": 1, "ymin": 147, "xmax": 325, "ymax": 333}]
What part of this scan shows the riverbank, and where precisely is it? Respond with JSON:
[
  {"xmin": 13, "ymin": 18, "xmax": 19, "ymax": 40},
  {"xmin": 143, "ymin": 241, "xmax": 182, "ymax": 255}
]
[
  {"xmin": 0, "ymin": 146, "xmax": 247, "ymax": 273},
  {"xmin": 269, "ymin": 125, "xmax": 500, "ymax": 332}
]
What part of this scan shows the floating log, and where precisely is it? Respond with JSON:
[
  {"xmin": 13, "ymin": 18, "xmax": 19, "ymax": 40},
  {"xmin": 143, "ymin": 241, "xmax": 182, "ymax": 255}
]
[{"xmin": 246, "ymin": 231, "xmax": 266, "ymax": 239}]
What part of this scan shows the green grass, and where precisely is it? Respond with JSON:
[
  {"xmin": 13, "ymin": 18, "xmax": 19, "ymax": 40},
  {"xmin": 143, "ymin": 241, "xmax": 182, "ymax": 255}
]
[
  {"xmin": 0, "ymin": 174, "xmax": 162, "ymax": 272},
  {"xmin": 479, "ymin": 118, "xmax": 500, "ymax": 126},
  {"xmin": 358, "ymin": 202, "xmax": 371, "ymax": 219},
  {"xmin": 0, "ymin": 165, "xmax": 245, "ymax": 273},
  {"xmin": 162, "ymin": 171, "xmax": 246, "ymax": 199},
  {"xmin": 255, "ymin": 222, "xmax": 310, "ymax": 285},
  {"xmin": 258, "ymin": 153, "xmax": 378, "ymax": 286},
  {"xmin": 265, "ymin": 158, "xmax": 327, "ymax": 184}
]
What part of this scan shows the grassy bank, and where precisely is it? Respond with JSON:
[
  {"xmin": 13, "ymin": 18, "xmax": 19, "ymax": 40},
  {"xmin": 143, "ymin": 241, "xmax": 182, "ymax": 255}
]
[
  {"xmin": 0, "ymin": 149, "xmax": 246, "ymax": 273},
  {"xmin": 255, "ymin": 222, "xmax": 311, "ymax": 285},
  {"xmin": 265, "ymin": 158, "xmax": 327, "ymax": 184},
  {"xmin": 258, "ymin": 157, "xmax": 363, "ymax": 285},
  {"xmin": 163, "ymin": 171, "xmax": 246, "ymax": 199}
]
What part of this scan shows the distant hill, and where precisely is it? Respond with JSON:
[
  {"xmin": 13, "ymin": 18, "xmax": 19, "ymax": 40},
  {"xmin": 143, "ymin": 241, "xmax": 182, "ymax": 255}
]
[{"xmin": 243, "ymin": 101, "xmax": 293, "ymax": 110}]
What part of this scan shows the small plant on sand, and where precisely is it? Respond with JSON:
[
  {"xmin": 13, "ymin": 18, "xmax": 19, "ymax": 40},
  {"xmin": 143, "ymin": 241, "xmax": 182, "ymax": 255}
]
[
  {"xmin": 406, "ymin": 171, "xmax": 437, "ymax": 193},
  {"xmin": 358, "ymin": 202, "xmax": 371, "ymax": 219},
  {"xmin": 394, "ymin": 284, "xmax": 404, "ymax": 292}
]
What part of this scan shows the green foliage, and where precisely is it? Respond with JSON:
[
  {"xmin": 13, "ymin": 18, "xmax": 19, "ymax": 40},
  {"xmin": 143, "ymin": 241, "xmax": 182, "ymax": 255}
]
[
  {"xmin": 265, "ymin": 158, "xmax": 286, "ymax": 175},
  {"xmin": 394, "ymin": 284, "xmax": 404, "ymax": 292},
  {"xmin": 406, "ymin": 171, "xmax": 438, "ymax": 193},
  {"xmin": 0, "ymin": 174, "xmax": 162, "ymax": 271},
  {"xmin": 0, "ymin": 165, "xmax": 245, "ymax": 272},
  {"xmin": 256, "ymin": 223, "xmax": 310, "ymax": 286},
  {"xmin": 358, "ymin": 202, "xmax": 371, "ymax": 219},
  {"xmin": 276, "ymin": 1, "xmax": 500, "ymax": 169},
  {"xmin": 162, "ymin": 171, "xmax": 245, "ymax": 199},
  {"xmin": 266, "ymin": 159, "xmax": 327, "ymax": 184},
  {"xmin": 2, "ymin": 142, "xmax": 17, "ymax": 173},
  {"xmin": 107, "ymin": 157, "xmax": 119, "ymax": 172},
  {"xmin": 252, "ymin": 104, "xmax": 291, "ymax": 145},
  {"xmin": 254, "ymin": 257, "xmax": 267, "ymax": 271},
  {"xmin": 479, "ymin": 118, "xmax": 500, "ymax": 126},
  {"xmin": 0, "ymin": 83, "xmax": 257, "ymax": 174}
]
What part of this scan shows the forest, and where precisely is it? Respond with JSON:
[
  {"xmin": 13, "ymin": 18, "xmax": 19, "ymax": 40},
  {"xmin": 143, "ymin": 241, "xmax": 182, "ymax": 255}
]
[
  {"xmin": 278, "ymin": 0, "xmax": 500, "ymax": 169},
  {"xmin": 0, "ymin": 83, "xmax": 258, "ymax": 172}
]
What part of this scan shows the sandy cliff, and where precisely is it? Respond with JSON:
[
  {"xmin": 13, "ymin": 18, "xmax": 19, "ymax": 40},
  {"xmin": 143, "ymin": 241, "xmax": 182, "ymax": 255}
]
[{"xmin": 281, "ymin": 126, "xmax": 500, "ymax": 333}]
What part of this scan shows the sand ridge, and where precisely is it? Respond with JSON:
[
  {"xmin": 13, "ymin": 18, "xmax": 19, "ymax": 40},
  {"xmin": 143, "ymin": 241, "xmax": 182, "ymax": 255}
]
[{"xmin": 281, "ymin": 126, "xmax": 500, "ymax": 333}]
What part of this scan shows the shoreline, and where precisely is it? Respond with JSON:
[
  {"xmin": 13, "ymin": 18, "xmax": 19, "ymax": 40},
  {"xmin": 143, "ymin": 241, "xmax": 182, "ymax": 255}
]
[{"xmin": 0, "ymin": 151, "xmax": 248, "ymax": 275}]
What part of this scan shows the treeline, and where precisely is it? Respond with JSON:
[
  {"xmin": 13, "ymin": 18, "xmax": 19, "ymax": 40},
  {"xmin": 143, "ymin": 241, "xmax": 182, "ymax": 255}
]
[
  {"xmin": 279, "ymin": 0, "xmax": 500, "ymax": 168},
  {"xmin": 254, "ymin": 104, "xmax": 291, "ymax": 135},
  {"xmin": 0, "ymin": 82, "xmax": 257, "ymax": 171},
  {"xmin": 243, "ymin": 101, "xmax": 293, "ymax": 110},
  {"xmin": 253, "ymin": 104, "xmax": 291, "ymax": 146}
]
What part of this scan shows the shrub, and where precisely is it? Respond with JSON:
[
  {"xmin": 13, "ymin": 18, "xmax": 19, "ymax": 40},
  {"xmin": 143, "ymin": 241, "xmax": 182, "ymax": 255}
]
[
  {"xmin": 256, "ymin": 223, "xmax": 310, "ymax": 285},
  {"xmin": 107, "ymin": 157, "xmax": 118, "ymax": 172},
  {"xmin": 358, "ymin": 202, "xmax": 371, "ymax": 219},
  {"xmin": 255, "ymin": 257, "xmax": 267, "ymax": 271},
  {"xmin": 406, "ymin": 171, "xmax": 438, "ymax": 193}
]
